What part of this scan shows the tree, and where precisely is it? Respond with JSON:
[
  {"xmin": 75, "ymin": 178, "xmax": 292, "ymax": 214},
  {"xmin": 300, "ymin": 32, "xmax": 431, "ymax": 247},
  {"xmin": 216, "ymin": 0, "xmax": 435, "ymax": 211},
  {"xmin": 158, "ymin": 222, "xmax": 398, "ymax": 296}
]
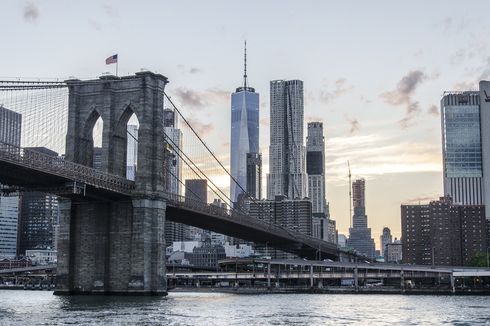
[{"xmin": 468, "ymin": 252, "xmax": 488, "ymax": 267}]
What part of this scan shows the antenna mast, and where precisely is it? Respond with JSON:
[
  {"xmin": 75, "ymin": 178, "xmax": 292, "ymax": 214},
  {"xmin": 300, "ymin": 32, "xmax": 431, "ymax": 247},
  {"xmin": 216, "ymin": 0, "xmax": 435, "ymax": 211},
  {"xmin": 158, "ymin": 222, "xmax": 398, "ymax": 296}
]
[
  {"xmin": 348, "ymin": 161, "xmax": 352, "ymax": 228},
  {"xmin": 243, "ymin": 40, "xmax": 248, "ymax": 89}
]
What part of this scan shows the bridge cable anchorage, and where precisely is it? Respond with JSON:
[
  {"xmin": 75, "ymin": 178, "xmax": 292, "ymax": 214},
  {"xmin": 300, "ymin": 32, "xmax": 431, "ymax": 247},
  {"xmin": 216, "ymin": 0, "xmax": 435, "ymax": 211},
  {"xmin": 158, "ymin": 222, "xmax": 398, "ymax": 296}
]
[{"xmin": 164, "ymin": 92, "xmax": 260, "ymax": 207}]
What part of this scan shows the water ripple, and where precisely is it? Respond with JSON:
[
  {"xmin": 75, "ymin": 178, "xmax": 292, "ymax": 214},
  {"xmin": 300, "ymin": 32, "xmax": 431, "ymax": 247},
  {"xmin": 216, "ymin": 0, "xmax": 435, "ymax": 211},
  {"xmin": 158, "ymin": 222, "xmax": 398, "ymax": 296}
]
[{"xmin": 0, "ymin": 291, "xmax": 489, "ymax": 325}]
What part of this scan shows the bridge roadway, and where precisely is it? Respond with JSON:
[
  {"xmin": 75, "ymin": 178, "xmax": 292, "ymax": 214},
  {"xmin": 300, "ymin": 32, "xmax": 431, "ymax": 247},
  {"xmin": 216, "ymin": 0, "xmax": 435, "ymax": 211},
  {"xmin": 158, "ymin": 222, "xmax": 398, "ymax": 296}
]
[{"xmin": 0, "ymin": 142, "xmax": 339, "ymax": 260}]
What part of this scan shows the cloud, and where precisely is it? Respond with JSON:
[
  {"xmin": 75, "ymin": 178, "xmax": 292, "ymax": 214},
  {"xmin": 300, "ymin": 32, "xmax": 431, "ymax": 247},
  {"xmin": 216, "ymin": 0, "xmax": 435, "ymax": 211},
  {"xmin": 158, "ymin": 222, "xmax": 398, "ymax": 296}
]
[
  {"xmin": 177, "ymin": 64, "xmax": 202, "ymax": 74},
  {"xmin": 221, "ymin": 141, "xmax": 230, "ymax": 149},
  {"xmin": 398, "ymin": 102, "xmax": 422, "ymax": 129},
  {"xmin": 427, "ymin": 105, "xmax": 439, "ymax": 117},
  {"xmin": 319, "ymin": 78, "xmax": 354, "ymax": 103},
  {"xmin": 173, "ymin": 87, "xmax": 228, "ymax": 110},
  {"xmin": 381, "ymin": 70, "xmax": 426, "ymax": 105},
  {"xmin": 103, "ymin": 4, "xmax": 118, "ymax": 17},
  {"xmin": 306, "ymin": 115, "xmax": 323, "ymax": 123},
  {"xmin": 402, "ymin": 194, "xmax": 440, "ymax": 205},
  {"xmin": 381, "ymin": 70, "xmax": 430, "ymax": 128},
  {"xmin": 453, "ymin": 80, "xmax": 478, "ymax": 91},
  {"xmin": 345, "ymin": 116, "xmax": 360, "ymax": 134},
  {"xmin": 450, "ymin": 49, "xmax": 466, "ymax": 65},
  {"xmin": 23, "ymin": 2, "xmax": 39, "ymax": 23},
  {"xmin": 88, "ymin": 19, "xmax": 102, "ymax": 32},
  {"xmin": 186, "ymin": 118, "xmax": 214, "ymax": 135},
  {"xmin": 325, "ymin": 134, "xmax": 442, "ymax": 185},
  {"xmin": 189, "ymin": 67, "xmax": 201, "ymax": 74},
  {"xmin": 174, "ymin": 88, "xmax": 205, "ymax": 108}
]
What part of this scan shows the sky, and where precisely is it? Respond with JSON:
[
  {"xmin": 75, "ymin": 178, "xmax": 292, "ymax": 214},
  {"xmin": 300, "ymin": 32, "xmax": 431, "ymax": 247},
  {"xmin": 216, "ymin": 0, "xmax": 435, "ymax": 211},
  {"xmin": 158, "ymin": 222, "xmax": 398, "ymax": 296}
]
[{"xmin": 2, "ymin": 0, "xmax": 490, "ymax": 248}]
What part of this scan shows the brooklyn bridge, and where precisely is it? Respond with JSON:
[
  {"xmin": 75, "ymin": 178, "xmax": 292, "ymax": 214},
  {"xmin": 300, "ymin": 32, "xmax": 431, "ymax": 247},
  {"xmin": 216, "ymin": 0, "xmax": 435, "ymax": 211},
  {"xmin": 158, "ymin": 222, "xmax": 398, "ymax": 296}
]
[{"xmin": 0, "ymin": 72, "xmax": 341, "ymax": 295}]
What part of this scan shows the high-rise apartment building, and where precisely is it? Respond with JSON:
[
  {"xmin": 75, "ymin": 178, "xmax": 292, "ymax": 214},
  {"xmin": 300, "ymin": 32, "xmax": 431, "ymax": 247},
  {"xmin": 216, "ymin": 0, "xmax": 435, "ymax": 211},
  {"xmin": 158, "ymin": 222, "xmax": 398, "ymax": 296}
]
[
  {"xmin": 347, "ymin": 179, "xmax": 375, "ymax": 258},
  {"xmin": 268, "ymin": 79, "xmax": 307, "ymax": 200},
  {"xmin": 401, "ymin": 196, "xmax": 487, "ymax": 266},
  {"xmin": 441, "ymin": 92, "xmax": 482, "ymax": 205},
  {"xmin": 230, "ymin": 43, "xmax": 260, "ymax": 204},
  {"xmin": 250, "ymin": 196, "xmax": 312, "ymax": 236},
  {"xmin": 380, "ymin": 227, "xmax": 393, "ymax": 256}
]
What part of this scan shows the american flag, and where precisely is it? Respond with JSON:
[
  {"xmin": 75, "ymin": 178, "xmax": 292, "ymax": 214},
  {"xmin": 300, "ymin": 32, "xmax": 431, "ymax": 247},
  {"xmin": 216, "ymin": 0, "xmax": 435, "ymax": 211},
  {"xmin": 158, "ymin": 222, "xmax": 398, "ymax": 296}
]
[{"xmin": 105, "ymin": 54, "xmax": 118, "ymax": 65}]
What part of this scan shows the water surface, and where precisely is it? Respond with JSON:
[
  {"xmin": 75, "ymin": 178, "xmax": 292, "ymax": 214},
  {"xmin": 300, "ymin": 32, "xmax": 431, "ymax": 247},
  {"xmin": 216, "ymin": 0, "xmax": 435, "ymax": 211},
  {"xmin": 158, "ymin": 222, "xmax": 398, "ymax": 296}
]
[{"xmin": 0, "ymin": 290, "xmax": 489, "ymax": 325}]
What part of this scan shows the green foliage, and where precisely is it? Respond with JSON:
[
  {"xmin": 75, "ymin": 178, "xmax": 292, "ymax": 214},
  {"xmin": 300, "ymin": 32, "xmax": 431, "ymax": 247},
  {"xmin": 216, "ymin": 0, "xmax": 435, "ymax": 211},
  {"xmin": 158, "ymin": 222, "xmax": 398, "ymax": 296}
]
[{"xmin": 468, "ymin": 252, "xmax": 489, "ymax": 267}]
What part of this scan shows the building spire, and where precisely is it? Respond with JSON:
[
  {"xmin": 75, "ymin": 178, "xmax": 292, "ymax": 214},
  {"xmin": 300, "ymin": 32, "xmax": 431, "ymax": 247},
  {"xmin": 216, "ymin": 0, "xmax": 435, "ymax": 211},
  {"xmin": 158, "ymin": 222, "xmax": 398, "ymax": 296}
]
[{"xmin": 243, "ymin": 40, "xmax": 248, "ymax": 88}]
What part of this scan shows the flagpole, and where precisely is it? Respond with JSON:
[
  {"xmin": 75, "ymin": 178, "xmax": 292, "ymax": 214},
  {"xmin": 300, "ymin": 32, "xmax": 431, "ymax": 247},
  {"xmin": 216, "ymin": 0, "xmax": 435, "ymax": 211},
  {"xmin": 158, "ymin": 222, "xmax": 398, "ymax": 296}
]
[{"xmin": 116, "ymin": 60, "xmax": 118, "ymax": 77}]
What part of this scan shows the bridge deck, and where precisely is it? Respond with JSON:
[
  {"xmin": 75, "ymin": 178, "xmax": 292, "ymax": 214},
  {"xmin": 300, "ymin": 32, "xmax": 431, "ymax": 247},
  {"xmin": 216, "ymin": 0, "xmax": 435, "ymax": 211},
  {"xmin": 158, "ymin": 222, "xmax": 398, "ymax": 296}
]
[{"xmin": 0, "ymin": 142, "xmax": 340, "ymax": 259}]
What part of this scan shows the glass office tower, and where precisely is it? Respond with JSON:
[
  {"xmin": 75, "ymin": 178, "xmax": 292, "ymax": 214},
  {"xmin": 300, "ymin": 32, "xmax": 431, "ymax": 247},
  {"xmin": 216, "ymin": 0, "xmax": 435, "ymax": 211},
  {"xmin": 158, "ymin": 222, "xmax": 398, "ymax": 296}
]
[
  {"xmin": 230, "ymin": 43, "xmax": 260, "ymax": 203},
  {"xmin": 441, "ymin": 91, "xmax": 483, "ymax": 204}
]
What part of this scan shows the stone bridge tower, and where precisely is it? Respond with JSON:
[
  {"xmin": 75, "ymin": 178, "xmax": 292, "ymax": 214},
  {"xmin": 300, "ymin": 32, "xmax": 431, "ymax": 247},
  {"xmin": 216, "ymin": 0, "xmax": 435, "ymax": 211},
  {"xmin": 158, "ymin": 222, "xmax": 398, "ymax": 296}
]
[{"xmin": 55, "ymin": 71, "xmax": 168, "ymax": 295}]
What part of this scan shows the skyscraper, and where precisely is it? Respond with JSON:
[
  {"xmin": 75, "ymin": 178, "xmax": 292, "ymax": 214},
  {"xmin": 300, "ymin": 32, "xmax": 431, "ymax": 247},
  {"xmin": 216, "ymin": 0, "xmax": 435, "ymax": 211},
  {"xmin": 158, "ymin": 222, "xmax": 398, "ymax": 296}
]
[
  {"xmin": 126, "ymin": 125, "xmax": 138, "ymax": 181},
  {"xmin": 230, "ymin": 42, "xmax": 260, "ymax": 204},
  {"xmin": 185, "ymin": 179, "xmax": 208, "ymax": 203},
  {"xmin": 267, "ymin": 79, "xmax": 307, "ymax": 200},
  {"xmin": 306, "ymin": 122, "xmax": 328, "ymax": 217},
  {"xmin": 163, "ymin": 108, "xmax": 185, "ymax": 244},
  {"xmin": 185, "ymin": 179, "xmax": 208, "ymax": 241},
  {"xmin": 163, "ymin": 108, "xmax": 183, "ymax": 196},
  {"xmin": 441, "ymin": 92, "xmax": 482, "ymax": 205},
  {"xmin": 380, "ymin": 227, "xmax": 393, "ymax": 256},
  {"xmin": 18, "ymin": 191, "xmax": 59, "ymax": 255},
  {"xmin": 479, "ymin": 81, "xmax": 490, "ymax": 220},
  {"xmin": 0, "ymin": 105, "xmax": 22, "ymax": 147},
  {"xmin": 0, "ymin": 194, "xmax": 18, "ymax": 258},
  {"xmin": 0, "ymin": 106, "xmax": 21, "ymax": 258},
  {"xmin": 246, "ymin": 153, "xmax": 262, "ymax": 200},
  {"xmin": 347, "ymin": 179, "xmax": 375, "ymax": 258}
]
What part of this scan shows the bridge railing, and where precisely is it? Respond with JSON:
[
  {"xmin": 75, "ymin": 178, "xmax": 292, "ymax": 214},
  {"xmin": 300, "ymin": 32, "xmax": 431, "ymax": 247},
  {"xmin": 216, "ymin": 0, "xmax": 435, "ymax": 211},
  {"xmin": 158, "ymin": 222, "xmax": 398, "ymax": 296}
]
[
  {"xmin": 0, "ymin": 141, "xmax": 134, "ymax": 195},
  {"xmin": 162, "ymin": 190, "xmax": 338, "ymax": 252}
]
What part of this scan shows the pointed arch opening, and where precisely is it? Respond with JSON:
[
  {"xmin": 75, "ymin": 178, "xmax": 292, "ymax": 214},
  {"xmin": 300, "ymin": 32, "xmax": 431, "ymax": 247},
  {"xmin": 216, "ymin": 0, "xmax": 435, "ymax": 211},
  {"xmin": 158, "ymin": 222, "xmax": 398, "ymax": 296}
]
[
  {"xmin": 92, "ymin": 116, "xmax": 104, "ymax": 170},
  {"xmin": 112, "ymin": 105, "xmax": 141, "ymax": 180},
  {"xmin": 126, "ymin": 113, "xmax": 139, "ymax": 181},
  {"xmin": 80, "ymin": 109, "xmax": 104, "ymax": 168}
]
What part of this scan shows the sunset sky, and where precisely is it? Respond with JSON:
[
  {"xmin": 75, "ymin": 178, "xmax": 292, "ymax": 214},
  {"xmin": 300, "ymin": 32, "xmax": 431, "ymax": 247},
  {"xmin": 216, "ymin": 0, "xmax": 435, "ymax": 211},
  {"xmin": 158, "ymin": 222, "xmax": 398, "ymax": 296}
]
[{"xmin": 2, "ymin": 0, "xmax": 490, "ymax": 247}]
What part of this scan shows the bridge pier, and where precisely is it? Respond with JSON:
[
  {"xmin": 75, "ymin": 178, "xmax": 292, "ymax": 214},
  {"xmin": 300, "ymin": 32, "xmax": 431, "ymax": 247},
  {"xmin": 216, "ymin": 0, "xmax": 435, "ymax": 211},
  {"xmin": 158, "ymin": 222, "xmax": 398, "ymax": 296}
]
[
  {"xmin": 55, "ymin": 198, "xmax": 166, "ymax": 295},
  {"xmin": 128, "ymin": 198, "xmax": 166, "ymax": 294}
]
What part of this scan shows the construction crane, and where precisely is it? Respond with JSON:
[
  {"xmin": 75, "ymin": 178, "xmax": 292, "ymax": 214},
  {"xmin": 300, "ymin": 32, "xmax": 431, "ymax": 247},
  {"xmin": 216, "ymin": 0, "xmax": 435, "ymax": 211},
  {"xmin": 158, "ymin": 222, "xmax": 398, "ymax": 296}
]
[{"xmin": 348, "ymin": 161, "xmax": 352, "ymax": 228}]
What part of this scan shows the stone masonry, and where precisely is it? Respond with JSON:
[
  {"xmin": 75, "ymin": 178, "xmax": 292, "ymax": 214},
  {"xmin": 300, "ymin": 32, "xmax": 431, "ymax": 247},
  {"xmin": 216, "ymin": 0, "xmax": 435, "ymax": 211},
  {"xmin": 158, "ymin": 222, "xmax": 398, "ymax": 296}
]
[{"xmin": 55, "ymin": 71, "xmax": 168, "ymax": 295}]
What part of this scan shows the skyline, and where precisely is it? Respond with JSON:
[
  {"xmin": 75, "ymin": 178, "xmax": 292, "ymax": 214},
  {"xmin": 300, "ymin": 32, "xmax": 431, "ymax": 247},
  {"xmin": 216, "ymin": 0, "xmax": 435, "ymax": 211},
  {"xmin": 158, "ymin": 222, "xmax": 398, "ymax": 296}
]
[{"xmin": 3, "ymin": 1, "xmax": 490, "ymax": 245}]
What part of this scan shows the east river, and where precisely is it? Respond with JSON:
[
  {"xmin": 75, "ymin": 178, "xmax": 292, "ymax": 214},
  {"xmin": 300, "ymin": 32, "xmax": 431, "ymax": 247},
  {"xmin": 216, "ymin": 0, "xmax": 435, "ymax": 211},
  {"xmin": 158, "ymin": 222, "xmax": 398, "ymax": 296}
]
[{"xmin": 0, "ymin": 290, "xmax": 489, "ymax": 325}]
